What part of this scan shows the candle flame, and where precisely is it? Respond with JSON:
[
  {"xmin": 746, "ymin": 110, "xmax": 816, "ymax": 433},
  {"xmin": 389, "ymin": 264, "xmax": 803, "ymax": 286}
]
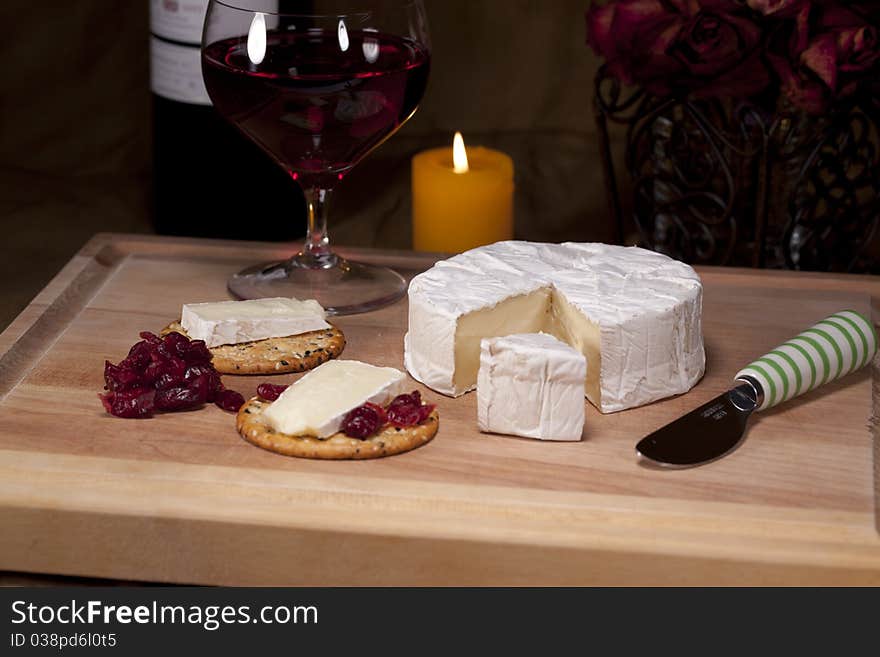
[
  {"xmin": 247, "ymin": 12, "xmax": 267, "ymax": 65},
  {"xmin": 453, "ymin": 132, "xmax": 469, "ymax": 174}
]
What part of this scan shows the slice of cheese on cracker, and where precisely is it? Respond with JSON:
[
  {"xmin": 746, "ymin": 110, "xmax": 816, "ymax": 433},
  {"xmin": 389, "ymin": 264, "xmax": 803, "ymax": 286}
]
[
  {"xmin": 236, "ymin": 360, "xmax": 438, "ymax": 460},
  {"xmin": 181, "ymin": 297, "xmax": 329, "ymax": 348},
  {"xmin": 163, "ymin": 297, "xmax": 345, "ymax": 374},
  {"xmin": 262, "ymin": 360, "xmax": 406, "ymax": 438}
]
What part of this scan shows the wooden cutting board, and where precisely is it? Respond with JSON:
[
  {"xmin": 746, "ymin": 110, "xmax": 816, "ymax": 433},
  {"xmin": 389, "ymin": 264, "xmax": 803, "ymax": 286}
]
[{"xmin": 1, "ymin": 233, "xmax": 878, "ymax": 585}]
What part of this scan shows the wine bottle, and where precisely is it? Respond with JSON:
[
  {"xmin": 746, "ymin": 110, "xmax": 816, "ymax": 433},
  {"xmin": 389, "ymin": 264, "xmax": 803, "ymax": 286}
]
[{"xmin": 150, "ymin": 0, "xmax": 305, "ymax": 241}]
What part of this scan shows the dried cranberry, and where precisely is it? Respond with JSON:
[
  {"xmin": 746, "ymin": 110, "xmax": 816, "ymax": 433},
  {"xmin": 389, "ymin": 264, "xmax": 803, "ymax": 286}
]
[
  {"xmin": 154, "ymin": 371, "xmax": 185, "ymax": 391},
  {"xmin": 99, "ymin": 387, "xmax": 156, "ymax": 419},
  {"xmin": 139, "ymin": 331, "xmax": 162, "ymax": 344},
  {"xmin": 184, "ymin": 364, "xmax": 223, "ymax": 402},
  {"xmin": 160, "ymin": 332, "xmax": 191, "ymax": 359},
  {"xmin": 215, "ymin": 389, "xmax": 245, "ymax": 413},
  {"xmin": 184, "ymin": 363, "xmax": 218, "ymax": 383},
  {"xmin": 187, "ymin": 372, "xmax": 220, "ymax": 404},
  {"xmin": 386, "ymin": 391, "xmax": 435, "ymax": 427},
  {"xmin": 155, "ymin": 386, "xmax": 204, "ymax": 412},
  {"xmin": 341, "ymin": 402, "xmax": 387, "ymax": 439},
  {"xmin": 144, "ymin": 355, "xmax": 186, "ymax": 384},
  {"xmin": 125, "ymin": 340, "xmax": 154, "ymax": 370},
  {"xmin": 257, "ymin": 383, "xmax": 289, "ymax": 401},
  {"xmin": 387, "ymin": 391, "xmax": 422, "ymax": 410},
  {"xmin": 103, "ymin": 360, "xmax": 143, "ymax": 392},
  {"xmin": 169, "ymin": 356, "xmax": 187, "ymax": 375},
  {"xmin": 205, "ymin": 382, "xmax": 222, "ymax": 403},
  {"xmin": 141, "ymin": 361, "xmax": 161, "ymax": 384},
  {"xmin": 183, "ymin": 339, "xmax": 213, "ymax": 365}
]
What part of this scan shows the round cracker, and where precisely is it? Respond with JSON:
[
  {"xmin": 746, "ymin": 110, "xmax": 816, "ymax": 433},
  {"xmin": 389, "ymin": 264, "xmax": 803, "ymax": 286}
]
[
  {"xmin": 161, "ymin": 321, "xmax": 345, "ymax": 375},
  {"xmin": 236, "ymin": 397, "xmax": 438, "ymax": 460}
]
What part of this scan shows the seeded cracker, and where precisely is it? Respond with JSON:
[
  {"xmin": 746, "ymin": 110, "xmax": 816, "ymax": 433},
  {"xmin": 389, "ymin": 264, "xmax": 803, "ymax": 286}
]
[
  {"xmin": 161, "ymin": 321, "xmax": 346, "ymax": 375},
  {"xmin": 236, "ymin": 398, "xmax": 439, "ymax": 460}
]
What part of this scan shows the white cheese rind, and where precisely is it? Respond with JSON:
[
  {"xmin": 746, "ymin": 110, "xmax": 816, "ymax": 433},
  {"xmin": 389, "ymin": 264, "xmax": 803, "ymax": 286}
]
[
  {"xmin": 404, "ymin": 241, "xmax": 705, "ymax": 413},
  {"xmin": 477, "ymin": 333, "xmax": 586, "ymax": 441},
  {"xmin": 260, "ymin": 360, "xmax": 406, "ymax": 438},
  {"xmin": 181, "ymin": 297, "xmax": 329, "ymax": 347}
]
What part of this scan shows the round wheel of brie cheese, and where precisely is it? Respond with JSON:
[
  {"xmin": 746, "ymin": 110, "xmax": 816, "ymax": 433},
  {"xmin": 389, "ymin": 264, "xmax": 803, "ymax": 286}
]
[{"xmin": 404, "ymin": 241, "xmax": 705, "ymax": 413}]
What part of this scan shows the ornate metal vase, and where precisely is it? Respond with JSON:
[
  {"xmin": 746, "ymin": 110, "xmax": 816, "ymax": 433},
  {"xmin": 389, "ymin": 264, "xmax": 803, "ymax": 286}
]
[{"xmin": 594, "ymin": 66, "xmax": 880, "ymax": 272}]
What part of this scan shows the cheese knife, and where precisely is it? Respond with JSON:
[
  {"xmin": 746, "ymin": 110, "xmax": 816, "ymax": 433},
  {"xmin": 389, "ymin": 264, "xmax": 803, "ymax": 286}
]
[{"xmin": 636, "ymin": 310, "xmax": 878, "ymax": 468}]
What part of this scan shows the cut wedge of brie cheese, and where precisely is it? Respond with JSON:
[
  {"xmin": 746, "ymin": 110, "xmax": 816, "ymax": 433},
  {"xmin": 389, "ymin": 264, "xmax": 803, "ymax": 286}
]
[
  {"xmin": 478, "ymin": 333, "xmax": 587, "ymax": 441},
  {"xmin": 181, "ymin": 297, "xmax": 329, "ymax": 347},
  {"xmin": 404, "ymin": 241, "xmax": 705, "ymax": 413},
  {"xmin": 260, "ymin": 360, "xmax": 406, "ymax": 438}
]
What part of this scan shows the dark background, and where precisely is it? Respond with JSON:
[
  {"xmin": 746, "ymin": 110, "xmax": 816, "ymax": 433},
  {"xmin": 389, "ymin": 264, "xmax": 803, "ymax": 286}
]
[{"xmin": 0, "ymin": 1, "xmax": 613, "ymax": 328}]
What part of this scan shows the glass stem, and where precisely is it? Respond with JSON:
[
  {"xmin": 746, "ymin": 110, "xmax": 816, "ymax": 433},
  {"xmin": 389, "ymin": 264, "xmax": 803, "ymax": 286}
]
[{"xmin": 299, "ymin": 187, "xmax": 337, "ymax": 268}]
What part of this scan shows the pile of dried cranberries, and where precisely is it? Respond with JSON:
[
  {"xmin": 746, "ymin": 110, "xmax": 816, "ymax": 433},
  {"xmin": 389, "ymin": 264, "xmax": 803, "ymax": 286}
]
[
  {"xmin": 339, "ymin": 391, "xmax": 435, "ymax": 439},
  {"xmin": 100, "ymin": 331, "xmax": 244, "ymax": 418}
]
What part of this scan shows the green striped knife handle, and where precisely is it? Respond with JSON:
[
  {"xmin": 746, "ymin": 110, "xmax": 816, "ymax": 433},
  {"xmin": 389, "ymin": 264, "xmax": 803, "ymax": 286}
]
[{"xmin": 735, "ymin": 310, "xmax": 878, "ymax": 412}]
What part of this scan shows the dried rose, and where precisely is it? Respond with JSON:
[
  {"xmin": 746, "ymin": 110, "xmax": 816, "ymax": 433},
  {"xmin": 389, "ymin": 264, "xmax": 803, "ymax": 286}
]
[
  {"xmin": 586, "ymin": 0, "xmax": 770, "ymax": 100},
  {"xmin": 587, "ymin": 0, "xmax": 680, "ymax": 89},
  {"xmin": 771, "ymin": 5, "xmax": 880, "ymax": 112}
]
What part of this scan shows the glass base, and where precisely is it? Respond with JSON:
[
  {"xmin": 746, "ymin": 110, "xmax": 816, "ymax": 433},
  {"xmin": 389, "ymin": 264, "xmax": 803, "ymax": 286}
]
[{"xmin": 227, "ymin": 254, "xmax": 407, "ymax": 316}]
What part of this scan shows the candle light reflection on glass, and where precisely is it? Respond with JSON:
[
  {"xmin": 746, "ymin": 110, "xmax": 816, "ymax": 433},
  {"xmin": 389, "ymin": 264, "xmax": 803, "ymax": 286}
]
[
  {"xmin": 337, "ymin": 19, "xmax": 350, "ymax": 52},
  {"xmin": 362, "ymin": 27, "xmax": 379, "ymax": 63},
  {"xmin": 247, "ymin": 12, "xmax": 266, "ymax": 65}
]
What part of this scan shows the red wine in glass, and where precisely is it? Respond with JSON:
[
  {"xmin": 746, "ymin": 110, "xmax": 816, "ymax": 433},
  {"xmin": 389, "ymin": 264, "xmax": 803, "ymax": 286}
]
[
  {"xmin": 204, "ymin": 30, "xmax": 430, "ymax": 188},
  {"xmin": 201, "ymin": 1, "xmax": 431, "ymax": 315}
]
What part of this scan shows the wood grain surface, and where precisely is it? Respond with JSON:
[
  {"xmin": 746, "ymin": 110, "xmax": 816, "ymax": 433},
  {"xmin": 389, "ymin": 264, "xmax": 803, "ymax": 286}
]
[{"xmin": 0, "ymin": 233, "xmax": 878, "ymax": 585}]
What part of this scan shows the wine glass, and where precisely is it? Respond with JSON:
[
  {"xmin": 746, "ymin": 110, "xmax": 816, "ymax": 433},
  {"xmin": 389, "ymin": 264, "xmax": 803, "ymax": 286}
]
[{"xmin": 202, "ymin": 0, "xmax": 431, "ymax": 314}]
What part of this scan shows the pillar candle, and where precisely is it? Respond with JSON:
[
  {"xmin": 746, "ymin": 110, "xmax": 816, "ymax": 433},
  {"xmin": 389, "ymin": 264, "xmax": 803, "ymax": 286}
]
[{"xmin": 412, "ymin": 134, "xmax": 514, "ymax": 253}]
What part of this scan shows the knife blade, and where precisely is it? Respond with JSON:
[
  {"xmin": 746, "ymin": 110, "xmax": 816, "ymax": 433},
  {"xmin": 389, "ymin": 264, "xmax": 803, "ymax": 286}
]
[{"xmin": 637, "ymin": 310, "xmax": 878, "ymax": 468}]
